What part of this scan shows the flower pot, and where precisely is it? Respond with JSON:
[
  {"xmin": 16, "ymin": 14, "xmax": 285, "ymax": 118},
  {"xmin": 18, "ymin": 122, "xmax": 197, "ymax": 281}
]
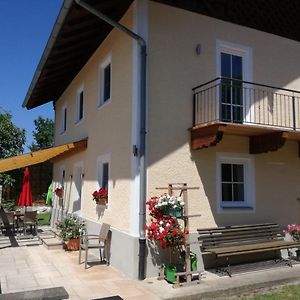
[
  {"xmin": 64, "ymin": 238, "xmax": 80, "ymax": 251},
  {"xmin": 167, "ymin": 208, "xmax": 183, "ymax": 218},
  {"xmin": 165, "ymin": 265, "xmax": 177, "ymax": 283},
  {"xmin": 96, "ymin": 198, "xmax": 108, "ymax": 206}
]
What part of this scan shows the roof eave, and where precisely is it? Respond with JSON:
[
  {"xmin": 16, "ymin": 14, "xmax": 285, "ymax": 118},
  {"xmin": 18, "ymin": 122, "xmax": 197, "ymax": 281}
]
[{"xmin": 22, "ymin": 0, "xmax": 73, "ymax": 110}]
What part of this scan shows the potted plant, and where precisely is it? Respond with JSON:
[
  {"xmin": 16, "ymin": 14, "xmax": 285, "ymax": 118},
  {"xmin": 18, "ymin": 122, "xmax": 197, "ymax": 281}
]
[
  {"xmin": 153, "ymin": 194, "xmax": 185, "ymax": 217},
  {"xmin": 92, "ymin": 188, "xmax": 108, "ymax": 206},
  {"xmin": 285, "ymin": 224, "xmax": 300, "ymax": 259},
  {"xmin": 56, "ymin": 215, "xmax": 85, "ymax": 251}
]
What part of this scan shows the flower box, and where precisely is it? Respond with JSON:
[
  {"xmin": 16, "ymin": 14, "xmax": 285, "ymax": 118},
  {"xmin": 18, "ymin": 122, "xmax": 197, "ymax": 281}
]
[{"xmin": 167, "ymin": 207, "xmax": 183, "ymax": 218}]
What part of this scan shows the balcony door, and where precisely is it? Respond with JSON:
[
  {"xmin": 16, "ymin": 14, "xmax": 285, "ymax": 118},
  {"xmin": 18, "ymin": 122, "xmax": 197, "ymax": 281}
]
[
  {"xmin": 217, "ymin": 40, "xmax": 253, "ymax": 124},
  {"xmin": 221, "ymin": 52, "xmax": 243, "ymax": 123}
]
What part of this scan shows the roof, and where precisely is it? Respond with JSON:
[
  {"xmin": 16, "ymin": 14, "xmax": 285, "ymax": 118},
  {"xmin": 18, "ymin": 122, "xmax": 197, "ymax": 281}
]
[
  {"xmin": 23, "ymin": 0, "xmax": 300, "ymax": 109},
  {"xmin": 0, "ymin": 139, "xmax": 87, "ymax": 173}
]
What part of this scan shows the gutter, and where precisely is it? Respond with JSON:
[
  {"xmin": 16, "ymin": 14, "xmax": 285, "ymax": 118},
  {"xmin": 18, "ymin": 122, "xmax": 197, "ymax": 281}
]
[
  {"xmin": 22, "ymin": 0, "xmax": 73, "ymax": 109},
  {"xmin": 74, "ymin": 0, "xmax": 147, "ymax": 280}
]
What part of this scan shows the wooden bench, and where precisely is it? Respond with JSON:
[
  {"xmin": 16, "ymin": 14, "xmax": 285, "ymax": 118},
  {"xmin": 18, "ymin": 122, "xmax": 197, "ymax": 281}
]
[{"xmin": 197, "ymin": 223, "xmax": 300, "ymax": 276}]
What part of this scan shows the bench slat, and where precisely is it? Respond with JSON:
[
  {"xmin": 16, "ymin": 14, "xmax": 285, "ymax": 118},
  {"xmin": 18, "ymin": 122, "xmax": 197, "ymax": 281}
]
[{"xmin": 205, "ymin": 240, "xmax": 299, "ymax": 254}]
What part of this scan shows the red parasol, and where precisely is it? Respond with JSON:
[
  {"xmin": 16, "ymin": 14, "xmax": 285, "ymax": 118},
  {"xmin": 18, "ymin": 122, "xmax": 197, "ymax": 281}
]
[{"xmin": 17, "ymin": 167, "xmax": 33, "ymax": 208}]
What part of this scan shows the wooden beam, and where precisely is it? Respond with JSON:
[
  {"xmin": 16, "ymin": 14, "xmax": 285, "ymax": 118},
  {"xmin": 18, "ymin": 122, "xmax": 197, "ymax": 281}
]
[
  {"xmin": 190, "ymin": 124, "xmax": 224, "ymax": 150},
  {"xmin": 249, "ymin": 132, "xmax": 286, "ymax": 154}
]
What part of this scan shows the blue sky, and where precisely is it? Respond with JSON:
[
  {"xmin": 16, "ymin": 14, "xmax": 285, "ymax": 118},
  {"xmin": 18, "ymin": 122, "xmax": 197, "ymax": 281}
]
[{"xmin": 0, "ymin": 0, "xmax": 63, "ymax": 150}]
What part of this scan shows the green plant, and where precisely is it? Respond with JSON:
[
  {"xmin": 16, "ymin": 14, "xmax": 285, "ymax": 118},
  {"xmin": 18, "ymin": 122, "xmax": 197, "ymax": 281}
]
[
  {"xmin": 56, "ymin": 215, "xmax": 85, "ymax": 241},
  {"xmin": 2, "ymin": 199, "xmax": 16, "ymax": 212}
]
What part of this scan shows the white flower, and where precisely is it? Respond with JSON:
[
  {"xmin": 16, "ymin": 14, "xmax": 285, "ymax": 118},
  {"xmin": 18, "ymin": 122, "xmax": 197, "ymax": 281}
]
[
  {"xmin": 180, "ymin": 201, "xmax": 184, "ymax": 206},
  {"xmin": 159, "ymin": 221, "xmax": 163, "ymax": 225},
  {"xmin": 159, "ymin": 227, "xmax": 164, "ymax": 233}
]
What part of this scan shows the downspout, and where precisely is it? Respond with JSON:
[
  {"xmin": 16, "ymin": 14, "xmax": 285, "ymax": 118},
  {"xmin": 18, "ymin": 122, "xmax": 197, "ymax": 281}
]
[{"xmin": 74, "ymin": 0, "xmax": 147, "ymax": 280}]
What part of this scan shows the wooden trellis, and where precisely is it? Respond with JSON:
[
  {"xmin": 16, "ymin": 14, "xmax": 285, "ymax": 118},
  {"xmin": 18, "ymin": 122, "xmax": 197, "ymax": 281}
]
[{"xmin": 156, "ymin": 183, "xmax": 203, "ymax": 287}]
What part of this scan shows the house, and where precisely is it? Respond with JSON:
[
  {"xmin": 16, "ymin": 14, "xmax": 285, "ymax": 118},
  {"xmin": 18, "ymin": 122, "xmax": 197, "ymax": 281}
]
[{"xmin": 21, "ymin": 0, "xmax": 300, "ymax": 279}]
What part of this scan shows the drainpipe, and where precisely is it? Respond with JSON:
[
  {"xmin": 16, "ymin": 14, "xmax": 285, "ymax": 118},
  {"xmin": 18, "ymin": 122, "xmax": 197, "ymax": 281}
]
[{"xmin": 74, "ymin": 0, "xmax": 147, "ymax": 280}]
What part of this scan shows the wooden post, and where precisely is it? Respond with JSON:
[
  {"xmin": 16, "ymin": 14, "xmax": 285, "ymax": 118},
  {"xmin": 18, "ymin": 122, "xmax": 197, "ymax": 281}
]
[{"xmin": 182, "ymin": 183, "xmax": 192, "ymax": 284}]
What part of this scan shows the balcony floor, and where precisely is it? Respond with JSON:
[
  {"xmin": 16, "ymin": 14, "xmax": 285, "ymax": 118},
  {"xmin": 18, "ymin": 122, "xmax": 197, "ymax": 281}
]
[{"xmin": 190, "ymin": 121, "xmax": 300, "ymax": 154}]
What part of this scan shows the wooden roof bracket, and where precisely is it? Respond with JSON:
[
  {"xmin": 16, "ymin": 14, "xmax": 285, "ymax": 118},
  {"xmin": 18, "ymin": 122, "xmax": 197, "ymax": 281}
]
[
  {"xmin": 249, "ymin": 132, "xmax": 288, "ymax": 154},
  {"xmin": 190, "ymin": 124, "xmax": 225, "ymax": 150}
]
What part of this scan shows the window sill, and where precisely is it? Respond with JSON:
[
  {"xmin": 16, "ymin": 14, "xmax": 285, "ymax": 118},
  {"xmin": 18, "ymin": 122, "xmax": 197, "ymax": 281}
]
[
  {"xmin": 98, "ymin": 98, "xmax": 111, "ymax": 110},
  {"xmin": 220, "ymin": 206, "xmax": 254, "ymax": 210},
  {"xmin": 75, "ymin": 118, "xmax": 84, "ymax": 126}
]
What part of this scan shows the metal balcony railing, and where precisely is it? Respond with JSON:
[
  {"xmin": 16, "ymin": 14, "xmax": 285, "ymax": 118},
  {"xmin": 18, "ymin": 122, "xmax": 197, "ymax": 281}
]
[{"xmin": 193, "ymin": 77, "xmax": 300, "ymax": 130}]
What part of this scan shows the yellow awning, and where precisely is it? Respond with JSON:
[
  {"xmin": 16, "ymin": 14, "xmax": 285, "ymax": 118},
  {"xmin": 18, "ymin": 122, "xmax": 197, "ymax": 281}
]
[{"xmin": 0, "ymin": 139, "xmax": 87, "ymax": 173}]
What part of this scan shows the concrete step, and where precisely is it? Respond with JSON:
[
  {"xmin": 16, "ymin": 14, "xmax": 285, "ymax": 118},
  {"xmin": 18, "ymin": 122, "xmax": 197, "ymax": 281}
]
[{"xmin": 41, "ymin": 236, "xmax": 64, "ymax": 250}]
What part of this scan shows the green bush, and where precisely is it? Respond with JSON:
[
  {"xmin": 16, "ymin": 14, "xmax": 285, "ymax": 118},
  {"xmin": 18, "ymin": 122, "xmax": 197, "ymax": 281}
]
[{"xmin": 2, "ymin": 199, "xmax": 16, "ymax": 212}]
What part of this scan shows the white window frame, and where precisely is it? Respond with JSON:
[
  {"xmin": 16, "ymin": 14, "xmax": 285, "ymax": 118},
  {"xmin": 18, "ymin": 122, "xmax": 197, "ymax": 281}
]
[
  {"xmin": 75, "ymin": 85, "xmax": 84, "ymax": 124},
  {"xmin": 71, "ymin": 161, "xmax": 84, "ymax": 216},
  {"xmin": 98, "ymin": 54, "xmax": 112, "ymax": 108},
  {"xmin": 61, "ymin": 105, "xmax": 67, "ymax": 134},
  {"xmin": 216, "ymin": 40, "xmax": 253, "ymax": 123},
  {"xmin": 216, "ymin": 153, "xmax": 255, "ymax": 213},
  {"xmin": 96, "ymin": 154, "xmax": 111, "ymax": 207}
]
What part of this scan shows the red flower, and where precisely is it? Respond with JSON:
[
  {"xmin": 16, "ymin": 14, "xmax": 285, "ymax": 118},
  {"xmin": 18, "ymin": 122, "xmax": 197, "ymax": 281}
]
[{"xmin": 92, "ymin": 188, "xmax": 108, "ymax": 204}]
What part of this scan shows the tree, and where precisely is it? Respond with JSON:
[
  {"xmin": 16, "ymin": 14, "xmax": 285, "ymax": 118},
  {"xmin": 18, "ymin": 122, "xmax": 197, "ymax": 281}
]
[
  {"xmin": 0, "ymin": 112, "xmax": 26, "ymax": 187},
  {"xmin": 29, "ymin": 117, "xmax": 54, "ymax": 151}
]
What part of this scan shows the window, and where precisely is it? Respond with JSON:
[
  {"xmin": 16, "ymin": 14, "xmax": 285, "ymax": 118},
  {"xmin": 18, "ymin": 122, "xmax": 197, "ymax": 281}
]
[
  {"xmin": 217, "ymin": 154, "xmax": 255, "ymax": 210},
  {"xmin": 97, "ymin": 154, "xmax": 110, "ymax": 204},
  {"xmin": 221, "ymin": 163, "xmax": 244, "ymax": 202},
  {"xmin": 101, "ymin": 162, "xmax": 109, "ymax": 190},
  {"xmin": 76, "ymin": 89, "xmax": 84, "ymax": 122},
  {"xmin": 61, "ymin": 106, "xmax": 67, "ymax": 133},
  {"xmin": 216, "ymin": 40, "xmax": 253, "ymax": 123},
  {"xmin": 99, "ymin": 55, "xmax": 112, "ymax": 106},
  {"xmin": 220, "ymin": 52, "xmax": 243, "ymax": 123}
]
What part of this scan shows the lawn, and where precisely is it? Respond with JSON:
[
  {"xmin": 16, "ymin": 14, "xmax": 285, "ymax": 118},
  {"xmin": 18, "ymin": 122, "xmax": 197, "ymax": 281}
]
[{"xmin": 240, "ymin": 284, "xmax": 300, "ymax": 300}]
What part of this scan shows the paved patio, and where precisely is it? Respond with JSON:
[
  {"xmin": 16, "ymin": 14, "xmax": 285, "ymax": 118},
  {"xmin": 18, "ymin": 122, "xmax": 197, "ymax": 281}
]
[
  {"xmin": 0, "ymin": 243, "xmax": 159, "ymax": 300},
  {"xmin": 2, "ymin": 231, "xmax": 300, "ymax": 300}
]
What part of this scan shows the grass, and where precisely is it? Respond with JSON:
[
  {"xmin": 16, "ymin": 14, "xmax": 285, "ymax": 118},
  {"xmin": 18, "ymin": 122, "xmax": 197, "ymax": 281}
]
[
  {"xmin": 37, "ymin": 212, "xmax": 51, "ymax": 225},
  {"xmin": 240, "ymin": 284, "xmax": 300, "ymax": 300}
]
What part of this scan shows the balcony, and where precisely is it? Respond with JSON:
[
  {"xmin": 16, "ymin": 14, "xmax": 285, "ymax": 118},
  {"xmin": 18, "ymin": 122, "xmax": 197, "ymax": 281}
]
[{"xmin": 191, "ymin": 77, "xmax": 300, "ymax": 154}]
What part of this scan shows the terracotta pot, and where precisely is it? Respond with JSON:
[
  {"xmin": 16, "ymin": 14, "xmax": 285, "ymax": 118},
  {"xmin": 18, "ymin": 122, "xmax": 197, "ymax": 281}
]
[
  {"xmin": 65, "ymin": 238, "xmax": 80, "ymax": 251},
  {"xmin": 96, "ymin": 198, "xmax": 108, "ymax": 205}
]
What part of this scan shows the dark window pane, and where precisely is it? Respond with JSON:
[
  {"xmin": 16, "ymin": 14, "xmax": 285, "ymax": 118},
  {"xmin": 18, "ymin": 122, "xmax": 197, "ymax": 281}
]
[
  {"xmin": 232, "ymin": 164, "xmax": 244, "ymax": 182},
  {"xmin": 233, "ymin": 183, "xmax": 244, "ymax": 201},
  {"xmin": 221, "ymin": 80, "xmax": 231, "ymax": 104},
  {"xmin": 232, "ymin": 55, "xmax": 242, "ymax": 80},
  {"xmin": 232, "ymin": 106, "xmax": 243, "ymax": 123},
  {"xmin": 221, "ymin": 53, "xmax": 231, "ymax": 78},
  {"xmin": 79, "ymin": 91, "xmax": 83, "ymax": 120},
  {"xmin": 63, "ymin": 108, "xmax": 67, "ymax": 131},
  {"xmin": 221, "ymin": 104, "xmax": 231, "ymax": 122},
  {"xmin": 221, "ymin": 164, "xmax": 232, "ymax": 182},
  {"xmin": 103, "ymin": 64, "xmax": 111, "ymax": 102},
  {"xmin": 102, "ymin": 163, "xmax": 109, "ymax": 191},
  {"xmin": 232, "ymin": 83, "xmax": 243, "ymax": 105},
  {"xmin": 222, "ymin": 183, "xmax": 232, "ymax": 202}
]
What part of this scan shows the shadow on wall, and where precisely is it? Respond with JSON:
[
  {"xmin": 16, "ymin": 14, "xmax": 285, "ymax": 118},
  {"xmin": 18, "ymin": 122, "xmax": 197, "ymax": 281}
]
[
  {"xmin": 190, "ymin": 137, "xmax": 300, "ymax": 228},
  {"xmin": 147, "ymin": 240, "xmax": 183, "ymax": 271},
  {"xmin": 96, "ymin": 205, "xmax": 106, "ymax": 219}
]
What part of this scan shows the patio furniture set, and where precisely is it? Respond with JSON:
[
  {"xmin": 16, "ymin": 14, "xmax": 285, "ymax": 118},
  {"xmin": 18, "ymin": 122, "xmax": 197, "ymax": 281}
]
[{"xmin": 0, "ymin": 208, "xmax": 38, "ymax": 236}]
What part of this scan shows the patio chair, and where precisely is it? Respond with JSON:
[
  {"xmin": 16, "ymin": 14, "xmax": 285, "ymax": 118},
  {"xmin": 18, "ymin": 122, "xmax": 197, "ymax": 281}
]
[
  {"xmin": 0, "ymin": 212, "xmax": 15, "ymax": 234},
  {"xmin": 22, "ymin": 211, "xmax": 38, "ymax": 235},
  {"xmin": 78, "ymin": 223, "xmax": 110, "ymax": 269}
]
